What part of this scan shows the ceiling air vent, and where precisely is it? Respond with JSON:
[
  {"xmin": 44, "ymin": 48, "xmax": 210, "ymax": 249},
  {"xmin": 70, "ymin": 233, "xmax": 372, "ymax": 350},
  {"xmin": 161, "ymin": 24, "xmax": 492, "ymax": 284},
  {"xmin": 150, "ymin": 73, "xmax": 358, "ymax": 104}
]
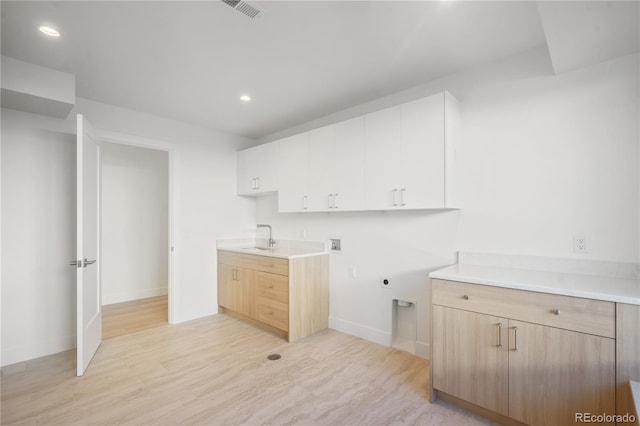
[{"xmin": 221, "ymin": 0, "xmax": 263, "ymax": 19}]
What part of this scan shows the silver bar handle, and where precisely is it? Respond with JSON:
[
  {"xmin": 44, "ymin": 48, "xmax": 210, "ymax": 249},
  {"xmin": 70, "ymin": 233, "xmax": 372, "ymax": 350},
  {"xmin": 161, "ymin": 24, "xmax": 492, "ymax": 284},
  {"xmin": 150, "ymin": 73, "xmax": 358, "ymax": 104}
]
[
  {"xmin": 400, "ymin": 188, "xmax": 406, "ymax": 206},
  {"xmin": 303, "ymin": 195, "xmax": 308, "ymax": 210},
  {"xmin": 255, "ymin": 177, "xmax": 260, "ymax": 190},
  {"xmin": 513, "ymin": 326, "xmax": 518, "ymax": 351},
  {"xmin": 497, "ymin": 323, "xmax": 503, "ymax": 348},
  {"xmin": 392, "ymin": 189, "xmax": 398, "ymax": 206},
  {"xmin": 333, "ymin": 193, "xmax": 339, "ymax": 209},
  {"xmin": 328, "ymin": 194, "xmax": 334, "ymax": 209},
  {"xmin": 83, "ymin": 258, "xmax": 96, "ymax": 268},
  {"xmin": 251, "ymin": 178, "xmax": 256, "ymax": 190}
]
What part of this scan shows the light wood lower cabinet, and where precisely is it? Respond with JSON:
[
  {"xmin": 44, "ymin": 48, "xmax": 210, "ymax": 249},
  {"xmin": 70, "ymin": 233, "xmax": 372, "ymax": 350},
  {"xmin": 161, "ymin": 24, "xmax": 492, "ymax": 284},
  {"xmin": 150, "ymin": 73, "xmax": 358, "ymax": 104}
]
[
  {"xmin": 431, "ymin": 279, "xmax": 617, "ymax": 426},
  {"xmin": 217, "ymin": 250, "xmax": 329, "ymax": 342},
  {"xmin": 218, "ymin": 263, "xmax": 256, "ymax": 318},
  {"xmin": 432, "ymin": 306, "xmax": 509, "ymax": 416},
  {"xmin": 508, "ymin": 319, "xmax": 615, "ymax": 425}
]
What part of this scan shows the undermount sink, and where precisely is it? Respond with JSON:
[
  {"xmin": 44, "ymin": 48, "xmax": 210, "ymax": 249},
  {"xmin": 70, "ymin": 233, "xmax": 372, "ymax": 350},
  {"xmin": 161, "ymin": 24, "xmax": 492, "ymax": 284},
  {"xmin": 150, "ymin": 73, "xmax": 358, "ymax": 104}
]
[{"xmin": 240, "ymin": 246, "xmax": 274, "ymax": 252}]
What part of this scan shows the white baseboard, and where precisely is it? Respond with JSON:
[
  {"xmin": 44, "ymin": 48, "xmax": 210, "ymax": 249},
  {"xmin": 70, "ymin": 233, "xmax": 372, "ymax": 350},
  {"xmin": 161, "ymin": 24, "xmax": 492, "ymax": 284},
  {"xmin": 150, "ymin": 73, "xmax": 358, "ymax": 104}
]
[
  {"xmin": 416, "ymin": 340, "xmax": 430, "ymax": 359},
  {"xmin": 329, "ymin": 316, "xmax": 391, "ymax": 347},
  {"xmin": 102, "ymin": 287, "xmax": 168, "ymax": 306},
  {"xmin": 1, "ymin": 335, "xmax": 75, "ymax": 367}
]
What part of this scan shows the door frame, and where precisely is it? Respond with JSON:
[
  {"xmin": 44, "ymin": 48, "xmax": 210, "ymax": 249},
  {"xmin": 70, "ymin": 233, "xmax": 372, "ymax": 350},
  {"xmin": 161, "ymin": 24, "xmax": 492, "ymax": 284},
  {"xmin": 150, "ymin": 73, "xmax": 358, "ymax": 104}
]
[{"xmin": 95, "ymin": 129, "xmax": 179, "ymax": 324}]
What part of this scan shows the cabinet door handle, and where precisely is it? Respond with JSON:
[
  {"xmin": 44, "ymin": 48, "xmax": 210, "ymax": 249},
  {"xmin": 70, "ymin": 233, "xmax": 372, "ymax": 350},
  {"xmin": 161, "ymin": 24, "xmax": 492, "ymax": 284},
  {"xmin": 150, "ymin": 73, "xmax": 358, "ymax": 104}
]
[
  {"xmin": 303, "ymin": 195, "xmax": 308, "ymax": 210},
  {"xmin": 333, "ymin": 193, "xmax": 339, "ymax": 209},
  {"xmin": 251, "ymin": 178, "xmax": 256, "ymax": 190},
  {"xmin": 497, "ymin": 323, "xmax": 503, "ymax": 348},
  {"xmin": 553, "ymin": 308, "xmax": 561, "ymax": 315},
  {"xmin": 328, "ymin": 194, "xmax": 334, "ymax": 209},
  {"xmin": 463, "ymin": 295, "xmax": 469, "ymax": 300},
  {"xmin": 392, "ymin": 189, "xmax": 398, "ymax": 206},
  {"xmin": 400, "ymin": 188, "xmax": 406, "ymax": 206},
  {"xmin": 255, "ymin": 177, "xmax": 260, "ymax": 189},
  {"xmin": 513, "ymin": 326, "xmax": 518, "ymax": 351}
]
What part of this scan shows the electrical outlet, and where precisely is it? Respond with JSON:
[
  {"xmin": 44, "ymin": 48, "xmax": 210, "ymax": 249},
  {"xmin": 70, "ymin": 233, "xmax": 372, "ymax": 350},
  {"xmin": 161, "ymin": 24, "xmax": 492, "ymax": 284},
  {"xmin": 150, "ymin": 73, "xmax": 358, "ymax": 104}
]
[
  {"xmin": 380, "ymin": 276, "xmax": 392, "ymax": 288},
  {"xmin": 574, "ymin": 236, "xmax": 587, "ymax": 253},
  {"xmin": 329, "ymin": 238, "xmax": 342, "ymax": 253}
]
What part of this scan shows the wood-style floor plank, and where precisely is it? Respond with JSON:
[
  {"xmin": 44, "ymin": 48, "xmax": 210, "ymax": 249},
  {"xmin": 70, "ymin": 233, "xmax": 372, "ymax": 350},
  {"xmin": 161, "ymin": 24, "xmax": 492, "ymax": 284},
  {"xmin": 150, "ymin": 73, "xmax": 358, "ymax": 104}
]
[
  {"xmin": 102, "ymin": 296, "xmax": 168, "ymax": 340},
  {"xmin": 1, "ymin": 314, "xmax": 494, "ymax": 425}
]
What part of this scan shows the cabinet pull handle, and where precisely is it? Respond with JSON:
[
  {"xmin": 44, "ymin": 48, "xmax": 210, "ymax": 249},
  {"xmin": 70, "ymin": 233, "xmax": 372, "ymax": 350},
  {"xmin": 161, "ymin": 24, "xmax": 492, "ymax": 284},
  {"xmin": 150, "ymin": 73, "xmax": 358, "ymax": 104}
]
[
  {"xmin": 255, "ymin": 177, "xmax": 260, "ymax": 189},
  {"xmin": 400, "ymin": 188, "xmax": 406, "ymax": 206},
  {"xmin": 553, "ymin": 309, "xmax": 561, "ymax": 315},
  {"xmin": 328, "ymin": 194, "xmax": 334, "ymax": 209},
  {"xmin": 334, "ymin": 193, "xmax": 339, "ymax": 209},
  {"xmin": 303, "ymin": 195, "xmax": 308, "ymax": 210},
  {"xmin": 231, "ymin": 269, "xmax": 236, "ymax": 281},
  {"xmin": 497, "ymin": 323, "xmax": 503, "ymax": 348},
  {"xmin": 463, "ymin": 295, "xmax": 469, "ymax": 300},
  {"xmin": 513, "ymin": 326, "xmax": 518, "ymax": 351},
  {"xmin": 392, "ymin": 189, "xmax": 398, "ymax": 206},
  {"xmin": 251, "ymin": 178, "xmax": 255, "ymax": 190}
]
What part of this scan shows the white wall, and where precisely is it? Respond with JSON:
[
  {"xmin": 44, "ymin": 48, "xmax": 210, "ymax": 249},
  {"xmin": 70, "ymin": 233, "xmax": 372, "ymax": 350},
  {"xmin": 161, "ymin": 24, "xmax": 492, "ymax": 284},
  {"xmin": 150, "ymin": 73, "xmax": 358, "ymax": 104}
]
[
  {"xmin": 101, "ymin": 142, "xmax": 169, "ymax": 305},
  {"xmin": 1, "ymin": 115, "xmax": 77, "ymax": 365},
  {"xmin": 1, "ymin": 97, "xmax": 257, "ymax": 366},
  {"xmin": 256, "ymin": 48, "xmax": 639, "ymax": 356}
]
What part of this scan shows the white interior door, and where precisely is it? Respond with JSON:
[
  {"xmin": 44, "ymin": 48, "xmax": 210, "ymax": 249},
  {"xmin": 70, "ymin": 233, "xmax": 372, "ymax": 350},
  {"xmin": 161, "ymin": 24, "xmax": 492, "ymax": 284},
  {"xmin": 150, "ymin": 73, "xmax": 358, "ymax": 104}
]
[{"xmin": 75, "ymin": 114, "xmax": 102, "ymax": 376}]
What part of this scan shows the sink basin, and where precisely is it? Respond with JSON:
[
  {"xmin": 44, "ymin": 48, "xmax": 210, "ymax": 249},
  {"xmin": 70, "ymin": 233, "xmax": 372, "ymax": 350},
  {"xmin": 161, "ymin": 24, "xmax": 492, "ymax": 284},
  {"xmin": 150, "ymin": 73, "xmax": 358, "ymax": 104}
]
[{"xmin": 240, "ymin": 246, "xmax": 273, "ymax": 252}]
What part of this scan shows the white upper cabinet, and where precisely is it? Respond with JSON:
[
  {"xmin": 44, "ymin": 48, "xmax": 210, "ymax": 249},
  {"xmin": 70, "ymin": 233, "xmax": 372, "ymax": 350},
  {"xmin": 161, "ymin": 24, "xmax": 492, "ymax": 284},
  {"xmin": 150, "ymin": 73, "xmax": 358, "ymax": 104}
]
[
  {"xmin": 307, "ymin": 125, "xmax": 335, "ymax": 211},
  {"xmin": 307, "ymin": 118, "xmax": 365, "ymax": 212},
  {"xmin": 237, "ymin": 141, "xmax": 279, "ymax": 195},
  {"xmin": 278, "ymin": 133, "xmax": 309, "ymax": 212},
  {"xmin": 364, "ymin": 91, "xmax": 460, "ymax": 210},
  {"xmin": 237, "ymin": 91, "xmax": 460, "ymax": 211},
  {"xmin": 332, "ymin": 116, "xmax": 365, "ymax": 211}
]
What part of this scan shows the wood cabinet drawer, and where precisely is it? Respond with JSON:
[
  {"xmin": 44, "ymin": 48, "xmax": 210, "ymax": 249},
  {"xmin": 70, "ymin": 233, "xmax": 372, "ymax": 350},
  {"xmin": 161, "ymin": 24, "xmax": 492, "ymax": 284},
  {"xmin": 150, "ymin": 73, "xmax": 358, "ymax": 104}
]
[
  {"xmin": 257, "ymin": 298, "xmax": 289, "ymax": 331},
  {"xmin": 258, "ymin": 272, "xmax": 288, "ymax": 304},
  {"xmin": 218, "ymin": 251, "xmax": 258, "ymax": 269},
  {"xmin": 257, "ymin": 256, "xmax": 289, "ymax": 276},
  {"xmin": 432, "ymin": 279, "xmax": 615, "ymax": 338}
]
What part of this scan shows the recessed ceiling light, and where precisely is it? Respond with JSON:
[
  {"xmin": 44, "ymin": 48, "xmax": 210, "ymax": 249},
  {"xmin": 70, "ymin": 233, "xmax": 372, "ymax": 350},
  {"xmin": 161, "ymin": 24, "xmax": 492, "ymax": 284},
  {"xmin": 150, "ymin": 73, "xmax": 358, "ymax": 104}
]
[
  {"xmin": 38, "ymin": 26, "xmax": 60, "ymax": 37},
  {"xmin": 240, "ymin": 95, "xmax": 251, "ymax": 102}
]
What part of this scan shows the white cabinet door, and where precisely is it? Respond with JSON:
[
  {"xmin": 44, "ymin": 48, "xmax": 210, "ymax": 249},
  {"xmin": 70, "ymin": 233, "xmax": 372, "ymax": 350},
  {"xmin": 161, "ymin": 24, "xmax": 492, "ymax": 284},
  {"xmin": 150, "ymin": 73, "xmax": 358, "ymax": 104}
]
[
  {"xmin": 237, "ymin": 141, "xmax": 278, "ymax": 195},
  {"xmin": 400, "ymin": 94, "xmax": 445, "ymax": 208},
  {"xmin": 364, "ymin": 93, "xmax": 450, "ymax": 210},
  {"xmin": 278, "ymin": 133, "xmax": 309, "ymax": 212},
  {"xmin": 237, "ymin": 148, "xmax": 256, "ymax": 195},
  {"xmin": 364, "ymin": 105, "xmax": 402, "ymax": 210},
  {"xmin": 307, "ymin": 125, "xmax": 334, "ymax": 211},
  {"xmin": 333, "ymin": 117, "xmax": 365, "ymax": 211}
]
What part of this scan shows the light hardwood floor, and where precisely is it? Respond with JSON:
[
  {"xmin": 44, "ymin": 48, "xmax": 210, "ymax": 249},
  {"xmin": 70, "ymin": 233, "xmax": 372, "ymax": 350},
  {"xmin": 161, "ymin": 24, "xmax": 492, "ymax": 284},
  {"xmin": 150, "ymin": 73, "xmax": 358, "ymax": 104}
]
[
  {"xmin": 102, "ymin": 296, "xmax": 168, "ymax": 340},
  {"xmin": 1, "ymin": 314, "xmax": 493, "ymax": 425}
]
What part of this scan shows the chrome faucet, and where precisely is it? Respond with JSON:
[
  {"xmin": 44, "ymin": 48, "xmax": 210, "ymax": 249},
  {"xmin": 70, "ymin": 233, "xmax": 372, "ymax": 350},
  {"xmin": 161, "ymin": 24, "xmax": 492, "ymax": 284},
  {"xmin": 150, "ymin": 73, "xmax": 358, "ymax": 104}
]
[{"xmin": 257, "ymin": 224, "xmax": 275, "ymax": 248}]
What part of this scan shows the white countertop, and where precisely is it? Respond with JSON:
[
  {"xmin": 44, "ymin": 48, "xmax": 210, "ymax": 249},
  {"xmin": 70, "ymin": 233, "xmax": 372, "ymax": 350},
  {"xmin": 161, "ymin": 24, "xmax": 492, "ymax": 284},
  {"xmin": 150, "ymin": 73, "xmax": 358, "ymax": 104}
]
[
  {"xmin": 430, "ymin": 263, "xmax": 640, "ymax": 305},
  {"xmin": 218, "ymin": 245, "xmax": 328, "ymax": 259}
]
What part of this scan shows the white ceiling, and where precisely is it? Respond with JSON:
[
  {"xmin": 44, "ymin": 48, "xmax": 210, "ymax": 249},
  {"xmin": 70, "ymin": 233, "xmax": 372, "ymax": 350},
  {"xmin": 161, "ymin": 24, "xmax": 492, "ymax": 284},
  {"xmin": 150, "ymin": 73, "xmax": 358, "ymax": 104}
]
[{"xmin": 0, "ymin": 1, "xmax": 637, "ymax": 139}]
